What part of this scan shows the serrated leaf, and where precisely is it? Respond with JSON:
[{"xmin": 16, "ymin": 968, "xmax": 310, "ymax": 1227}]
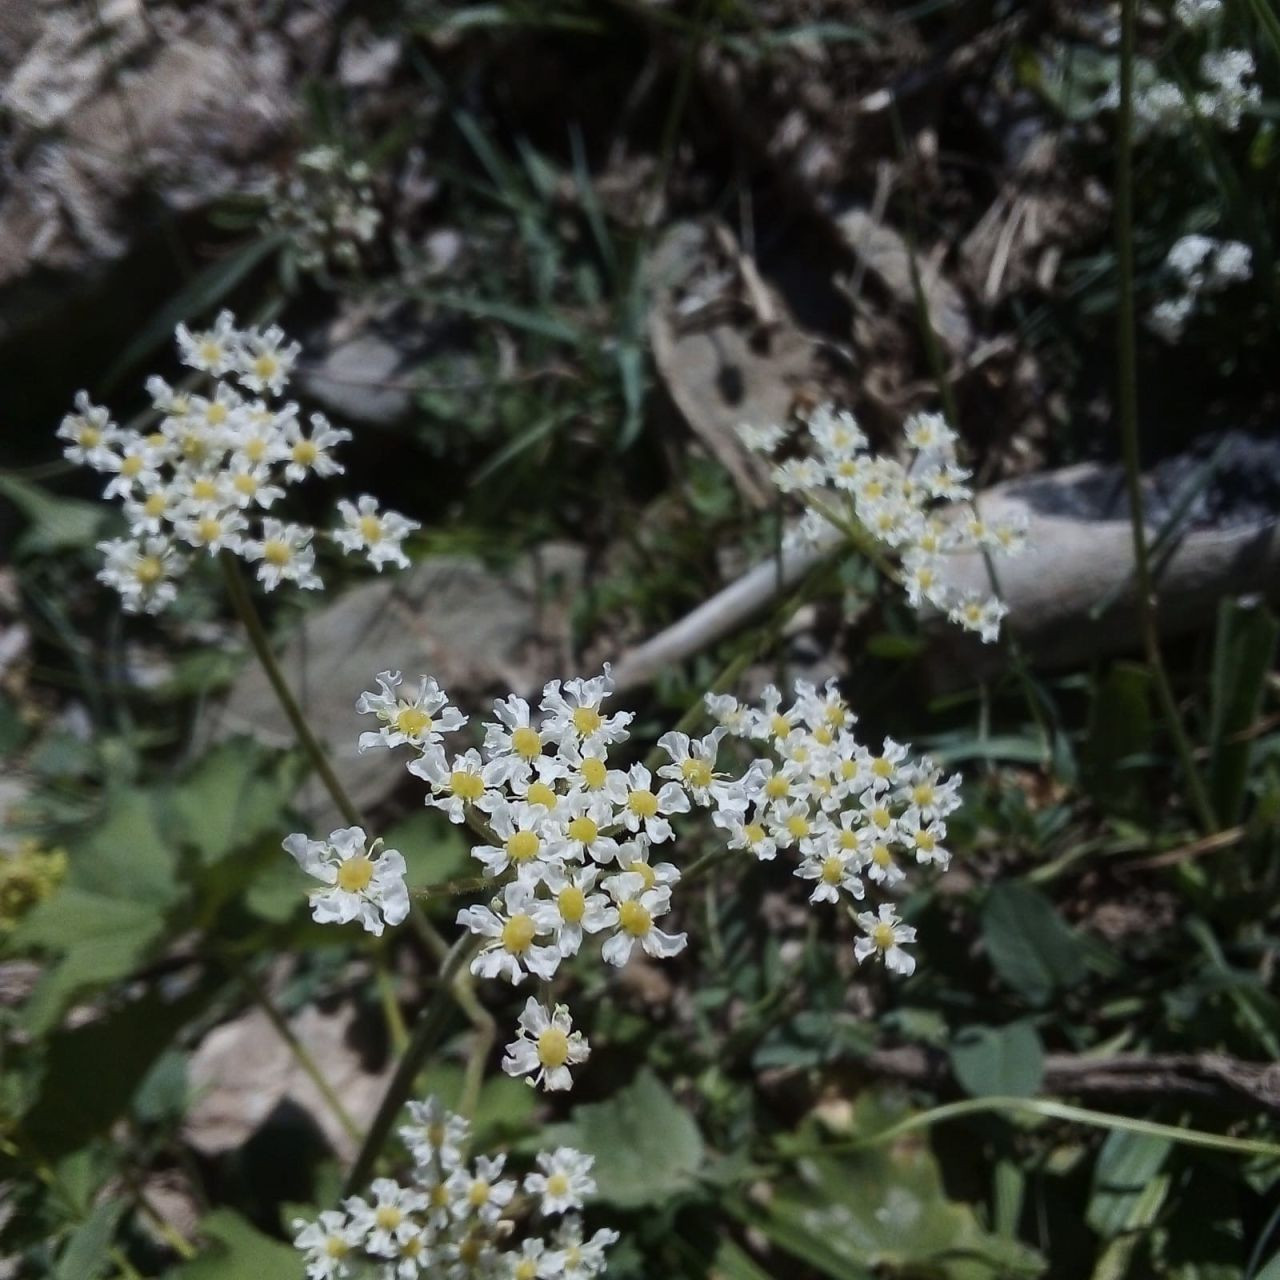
[
  {"xmin": 548, "ymin": 1069, "xmax": 705, "ymax": 1208},
  {"xmin": 67, "ymin": 785, "xmax": 179, "ymax": 907},
  {"xmin": 982, "ymin": 883, "xmax": 1088, "ymax": 1007},
  {"xmin": 950, "ymin": 1022, "xmax": 1045, "ymax": 1099}
]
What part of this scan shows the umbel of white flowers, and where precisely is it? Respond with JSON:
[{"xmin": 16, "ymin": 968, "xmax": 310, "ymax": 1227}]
[
  {"xmin": 738, "ymin": 404, "xmax": 1026, "ymax": 643},
  {"xmin": 292, "ymin": 1095, "xmax": 617, "ymax": 1279},
  {"xmin": 57, "ymin": 311, "xmax": 419, "ymax": 615},
  {"xmin": 284, "ymin": 664, "xmax": 960, "ymax": 1095}
]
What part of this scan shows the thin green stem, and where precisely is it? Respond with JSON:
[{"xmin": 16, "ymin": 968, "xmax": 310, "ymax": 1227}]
[
  {"xmin": 231, "ymin": 956, "xmax": 362, "ymax": 1145},
  {"xmin": 1114, "ymin": 0, "xmax": 1217, "ymax": 835},
  {"xmin": 217, "ymin": 552, "xmax": 363, "ymax": 828},
  {"xmin": 343, "ymin": 934, "xmax": 479, "ymax": 1195},
  {"xmin": 789, "ymin": 1095, "xmax": 1280, "ymax": 1162}
]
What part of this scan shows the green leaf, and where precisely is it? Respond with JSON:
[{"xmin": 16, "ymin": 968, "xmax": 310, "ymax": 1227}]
[
  {"xmin": 982, "ymin": 883, "xmax": 1088, "ymax": 1007},
  {"xmin": 0, "ymin": 475, "xmax": 107, "ymax": 556},
  {"xmin": 12, "ymin": 889, "xmax": 169, "ymax": 1034},
  {"xmin": 53, "ymin": 1200, "xmax": 124, "ymax": 1280},
  {"xmin": 1085, "ymin": 662, "xmax": 1152, "ymax": 815},
  {"xmin": 549, "ymin": 1069, "xmax": 705, "ymax": 1208},
  {"xmin": 1086, "ymin": 1130, "xmax": 1172, "ymax": 1238},
  {"xmin": 383, "ymin": 811, "xmax": 471, "ymax": 895},
  {"xmin": 950, "ymin": 1022, "xmax": 1045, "ymax": 1099},
  {"xmin": 66, "ymin": 785, "xmax": 179, "ymax": 907},
  {"xmin": 167, "ymin": 1209, "xmax": 299, "ymax": 1279},
  {"xmin": 1208, "ymin": 599, "xmax": 1278, "ymax": 824}
]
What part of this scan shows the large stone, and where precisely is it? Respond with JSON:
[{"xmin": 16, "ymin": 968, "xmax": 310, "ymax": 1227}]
[{"xmin": 207, "ymin": 545, "xmax": 585, "ymax": 826}]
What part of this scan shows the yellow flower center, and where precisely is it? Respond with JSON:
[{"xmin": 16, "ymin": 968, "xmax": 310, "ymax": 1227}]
[
  {"xmin": 821, "ymin": 856, "xmax": 845, "ymax": 884},
  {"xmin": 196, "ymin": 517, "xmax": 222, "ymax": 543},
  {"xmin": 537, "ymin": 1027, "xmax": 570, "ymax": 1067},
  {"xmin": 558, "ymin": 884, "xmax": 586, "ymax": 922},
  {"xmin": 770, "ymin": 713, "xmax": 792, "ymax": 738},
  {"xmin": 814, "ymin": 726, "xmax": 834, "ymax": 746},
  {"xmin": 143, "ymin": 493, "xmax": 167, "ymax": 517},
  {"xmin": 872, "ymin": 844, "xmax": 893, "ymax": 868},
  {"xmin": 181, "ymin": 432, "xmax": 205, "ymax": 459},
  {"xmin": 450, "ymin": 770, "xmax": 485, "ymax": 800},
  {"xmin": 580, "ymin": 756, "xmax": 607, "ymax": 788},
  {"xmin": 627, "ymin": 789, "xmax": 658, "ymax": 818},
  {"xmin": 375, "ymin": 1205, "xmax": 403, "ymax": 1231},
  {"xmin": 872, "ymin": 757, "xmax": 893, "ymax": 778},
  {"xmin": 840, "ymin": 760, "xmax": 858, "ymax": 780},
  {"xmin": 516, "ymin": 1261, "xmax": 537, "ymax": 1280},
  {"xmin": 511, "ymin": 726, "xmax": 542, "ymax": 759},
  {"xmin": 292, "ymin": 439, "xmax": 318, "ymax": 465},
  {"xmin": 572, "ymin": 705, "xmax": 603, "ymax": 735},
  {"xmin": 205, "ymin": 402, "xmax": 228, "ymax": 425},
  {"xmin": 192, "ymin": 479, "xmax": 218, "ymax": 501},
  {"xmin": 147, "ymin": 431, "xmax": 166, "ymax": 449},
  {"xmin": 871, "ymin": 806, "xmax": 891, "ymax": 830},
  {"xmin": 233, "ymin": 473, "xmax": 257, "ymax": 495},
  {"xmin": 253, "ymin": 353, "xmax": 279, "ymax": 379},
  {"xmin": 568, "ymin": 816, "xmax": 598, "ymax": 845},
  {"xmin": 337, "ymin": 856, "xmax": 374, "ymax": 892},
  {"xmin": 467, "ymin": 1180, "xmax": 490, "ymax": 1208},
  {"xmin": 199, "ymin": 340, "xmax": 223, "ymax": 365},
  {"xmin": 358, "ymin": 514, "xmax": 383, "ymax": 542},
  {"xmin": 458, "ymin": 1236, "xmax": 482, "ymax": 1265},
  {"xmin": 872, "ymin": 922, "xmax": 897, "ymax": 950},
  {"xmin": 765, "ymin": 775, "xmax": 790, "ymax": 800},
  {"xmin": 501, "ymin": 913, "xmax": 536, "ymax": 953},
  {"xmin": 786, "ymin": 814, "xmax": 810, "ymax": 839},
  {"xmin": 914, "ymin": 785, "xmax": 937, "ymax": 810},
  {"xmin": 546, "ymin": 1172, "xmax": 571, "ymax": 1197},
  {"xmin": 838, "ymin": 829, "xmax": 857, "ymax": 850},
  {"xmin": 430, "ymin": 1183, "xmax": 450, "ymax": 1208},
  {"xmin": 629, "ymin": 860, "xmax": 656, "ymax": 891},
  {"xmin": 132, "ymin": 556, "xmax": 164, "ymax": 585},
  {"xmin": 507, "ymin": 830, "xmax": 540, "ymax": 863},
  {"xmin": 80, "ymin": 424, "xmax": 102, "ymax": 448},
  {"xmin": 744, "ymin": 823, "xmax": 766, "ymax": 847},
  {"xmin": 916, "ymin": 830, "xmax": 936, "ymax": 853},
  {"xmin": 263, "ymin": 539, "xmax": 291, "ymax": 566},
  {"xmin": 681, "ymin": 758, "xmax": 712, "ymax": 788},
  {"xmin": 245, "ymin": 437, "xmax": 267, "ymax": 462},
  {"xmin": 527, "ymin": 781, "xmax": 557, "ymax": 808},
  {"xmin": 121, "ymin": 454, "xmax": 143, "ymax": 477},
  {"xmin": 619, "ymin": 899, "xmax": 651, "ymax": 936},
  {"xmin": 325, "ymin": 1235, "xmax": 349, "ymax": 1258},
  {"xmin": 394, "ymin": 706, "xmax": 432, "ymax": 737},
  {"xmin": 402, "ymin": 1236, "xmax": 423, "ymax": 1259}
]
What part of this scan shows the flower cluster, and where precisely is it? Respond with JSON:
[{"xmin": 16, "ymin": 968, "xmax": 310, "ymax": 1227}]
[
  {"xmin": 739, "ymin": 404, "xmax": 1024, "ymax": 643},
  {"xmin": 293, "ymin": 1096, "xmax": 617, "ymax": 1279},
  {"xmin": 1148, "ymin": 234, "xmax": 1253, "ymax": 343},
  {"xmin": 265, "ymin": 145, "xmax": 382, "ymax": 273},
  {"xmin": 57, "ymin": 312, "xmax": 418, "ymax": 614},
  {"xmin": 284, "ymin": 665, "xmax": 961, "ymax": 1085}
]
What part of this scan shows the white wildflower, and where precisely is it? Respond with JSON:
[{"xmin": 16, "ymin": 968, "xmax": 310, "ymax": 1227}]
[
  {"xmin": 502, "ymin": 998, "xmax": 590, "ymax": 1091},
  {"xmin": 283, "ymin": 826, "xmax": 409, "ymax": 936}
]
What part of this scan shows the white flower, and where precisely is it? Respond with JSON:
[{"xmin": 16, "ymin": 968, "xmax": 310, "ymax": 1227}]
[
  {"xmin": 502, "ymin": 998, "xmax": 590, "ymax": 1091},
  {"xmin": 704, "ymin": 691, "xmax": 750, "ymax": 735},
  {"xmin": 243, "ymin": 519, "xmax": 322, "ymax": 591},
  {"xmin": 541, "ymin": 863, "xmax": 616, "ymax": 955},
  {"xmin": 1196, "ymin": 49, "xmax": 1258, "ymax": 130},
  {"xmin": 553, "ymin": 1217, "xmax": 618, "ymax": 1279},
  {"xmin": 444, "ymin": 1154, "xmax": 515, "ymax": 1226},
  {"xmin": 343, "ymin": 1178, "xmax": 426, "ymax": 1257},
  {"xmin": 808, "ymin": 405, "xmax": 867, "ymax": 459},
  {"xmin": 795, "ymin": 847, "xmax": 864, "ymax": 904},
  {"xmin": 399, "ymin": 1096, "xmax": 468, "ymax": 1171},
  {"xmin": 357, "ymin": 670, "xmax": 466, "ymax": 752},
  {"xmin": 284, "ymin": 826, "xmax": 410, "ymax": 937},
  {"xmin": 861, "ymin": 737, "xmax": 908, "ymax": 791},
  {"xmin": 902, "ymin": 548, "xmax": 949, "ymax": 610},
  {"xmin": 224, "ymin": 462, "xmax": 286, "ymax": 511},
  {"xmin": 283, "ymin": 412, "xmax": 352, "ymax": 483},
  {"xmin": 854, "ymin": 903, "xmax": 917, "ymax": 975},
  {"xmin": 456, "ymin": 880, "xmax": 561, "ymax": 983},
  {"xmin": 470, "ymin": 800, "xmax": 564, "ymax": 882},
  {"xmin": 656, "ymin": 727, "xmax": 734, "ymax": 807},
  {"xmin": 333, "ymin": 495, "xmax": 418, "ymax": 570},
  {"xmin": 524, "ymin": 1147, "xmax": 596, "ymax": 1214},
  {"xmin": 1149, "ymin": 294, "xmax": 1195, "ymax": 342},
  {"xmin": 862, "ymin": 837, "xmax": 907, "ymax": 888},
  {"xmin": 482, "ymin": 695, "xmax": 547, "ymax": 783},
  {"xmin": 58, "ymin": 391, "xmax": 120, "ymax": 468},
  {"xmin": 895, "ymin": 762, "xmax": 961, "ymax": 823},
  {"xmin": 122, "ymin": 483, "xmax": 179, "ymax": 536},
  {"xmin": 735, "ymin": 420, "xmax": 787, "ymax": 453},
  {"xmin": 234, "ymin": 323, "xmax": 301, "ymax": 395},
  {"xmin": 948, "ymin": 591, "xmax": 1008, "ymax": 643},
  {"xmin": 714, "ymin": 811, "xmax": 779, "ymax": 861},
  {"xmin": 409, "ymin": 746, "xmax": 495, "ymax": 822},
  {"xmin": 606, "ymin": 763, "xmax": 690, "ymax": 843},
  {"xmin": 505, "ymin": 1238, "xmax": 566, "ymax": 1280},
  {"xmin": 600, "ymin": 871, "xmax": 686, "ymax": 966},
  {"xmin": 175, "ymin": 505, "xmax": 247, "ymax": 555},
  {"xmin": 292, "ymin": 1209, "xmax": 361, "ymax": 1280},
  {"xmin": 96, "ymin": 536, "xmax": 184, "ymax": 614},
  {"xmin": 1174, "ymin": 0, "xmax": 1222, "ymax": 28},
  {"xmin": 176, "ymin": 309, "xmax": 240, "ymax": 375},
  {"xmin": 539, "ymin": 667, "xmax": 632, "ymax": 752},
  {"xmin": 557, "ymin": 793, "xmax": 620, "ymax": 865},
  {"xmin": 100, "ymin": 433, "xmax": 163, "ymax": 500},
  {"xmin": 899, "ymin": 808, "xmax": 950, "ymax": 867},
  {"xmin": 903, "ymin": 410, "xmax": 957, "ymax": 457}
]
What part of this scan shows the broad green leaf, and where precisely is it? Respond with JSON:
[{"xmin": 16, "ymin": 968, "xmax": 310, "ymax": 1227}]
[
  {"xmin": 52, "ymin": 1200, "xmax": 123, "ymax": 1280},
  {"xmin": 549, "ymin": 1069, "xmax": 705, "ymax": 1208},
  {"xmin": 0, "ymin": 475, "xmax": 106, "ymax": 556},
  {"xmin": 950, "ymin": 1022, "xmax": 1045, "ymax": 1099},
  {"xmin": 982, "ymin": 883, "xmax": 1088, "ymax": 1007},
  {"xmin": 1085, "ymin": 662, "xmax": 1152, "ymax": 816},
  {"xmin": 166, "ymin": 1209, "xmax": 298, "ymax": 1279},
  {"xmin": 1086, "ymin": 1130, "xmax": 1172, "ymax": 1237},
  {"xmin": 66, "ymin": 785, "xmax": 179, "ymax": 907},
  {"xmin": 384, "ymin": 811, "xmax": 471, "ymax": 895},
  {"xmin": 12, "ymin": 889, "xmax": 168, "ymax": 1034},
  {"xmin": 1208, "ymin": 598, "xmax": 1278, "ymax": 824}
]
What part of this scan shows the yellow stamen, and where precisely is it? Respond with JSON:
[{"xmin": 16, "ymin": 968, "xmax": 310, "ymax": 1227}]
[
  {"xmin": 618, "ymin": 899, "xmax": 651, "ymax": 936},
  {"xmin": 337, "ymin": 856, "xmax": 374, "ymax": 892},
  {"xmin": 537, "ymin": 1027, "xmax": 570, "ymax": 1067}
]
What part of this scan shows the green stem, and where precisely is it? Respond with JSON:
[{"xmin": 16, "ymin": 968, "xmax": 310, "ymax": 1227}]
[
  {"xmin": 343, "ymin": 934, "xmax": 479, "ymax": 1195},
  {"xmin": 794, "ymin": 1095, "xmax": 1280, "ymax": 1162},
  {"xmin": 217, "ymin": 552, "xmax": 364, "ymax": 828},
  {"xmin": 231, "ymin": 957, "xmax": 361, "ymax": 1145},
  {"xmin": 1114, "ymin": 0, "xmax": 1217, "ymax": 835}
]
